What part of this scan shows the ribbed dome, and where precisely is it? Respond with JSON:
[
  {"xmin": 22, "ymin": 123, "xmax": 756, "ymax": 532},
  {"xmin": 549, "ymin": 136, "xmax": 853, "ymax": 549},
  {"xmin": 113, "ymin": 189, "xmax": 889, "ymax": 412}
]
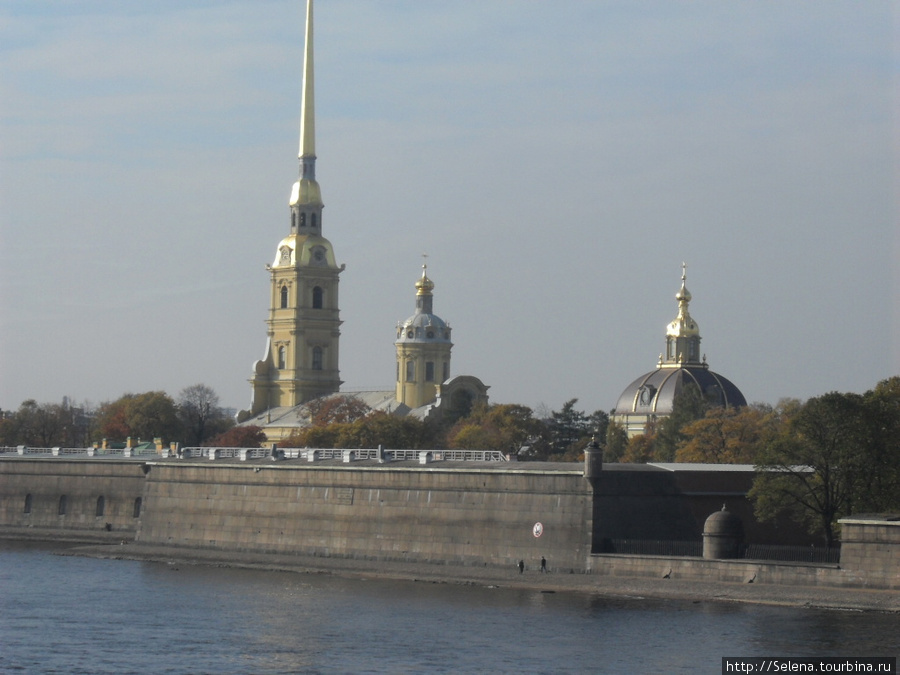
[
  {"xmin": 395, "ymin": 263, "xmax": 452, "ymax": 344},
  {"xmin": 614, "ymin": 365, "xmax": 746, "ymax": 415}
]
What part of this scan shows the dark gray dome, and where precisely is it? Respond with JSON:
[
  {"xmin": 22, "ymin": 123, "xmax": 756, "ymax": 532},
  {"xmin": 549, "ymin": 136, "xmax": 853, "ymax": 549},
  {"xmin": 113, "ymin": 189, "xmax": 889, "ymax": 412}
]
[
  {"xmin": 703, "ymin": 506, "xmax": 744, "ymax": 537},
  {"xmin": 614, "ymin": 365, "xmax": 746, "ymax": 416}
]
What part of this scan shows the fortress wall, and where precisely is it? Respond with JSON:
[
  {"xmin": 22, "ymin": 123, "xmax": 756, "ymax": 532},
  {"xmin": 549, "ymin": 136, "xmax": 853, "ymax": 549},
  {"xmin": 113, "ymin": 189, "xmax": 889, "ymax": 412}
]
[
  {"xmin": 136, "ymin": 462, "xmax": 593, "ymax": 571},
  {"xmin": 0, "ymin": 459, "xmax": 147, "ymax": 534},
  {"xmin": 838, "ymin": 519, "xmax": 900, "ymax": 587}
]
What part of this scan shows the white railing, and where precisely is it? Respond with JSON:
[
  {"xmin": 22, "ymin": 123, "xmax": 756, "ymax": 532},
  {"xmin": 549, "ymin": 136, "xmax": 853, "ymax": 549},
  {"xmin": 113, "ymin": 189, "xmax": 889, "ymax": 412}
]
[{"xmin": 1, "ymin": 444, "xmax": 509, "ymax": 464}]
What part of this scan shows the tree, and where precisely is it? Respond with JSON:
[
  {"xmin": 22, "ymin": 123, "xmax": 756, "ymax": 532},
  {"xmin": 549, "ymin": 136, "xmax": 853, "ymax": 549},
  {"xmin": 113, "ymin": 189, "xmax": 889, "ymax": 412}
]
[
  {"xmin": 178, "ymin": 384, "xmax": 231, "ymax": 446},
  {"xmin": 750, "ymin": 392, "xmax": 871, "ymax": 547},
  {"xmin": 547, "ymin": 399, "xmax": 589, "ymax": 456},
  {"xmin": 96, "ymin": 392, "xmax": 182, "ymax": 443},
  {"xmin": 204, "ymin": 425, "xmax": 267, "ymax": 448},
  {"xmin": 653, "ymin": 384, "xmax": 712, "ymax": 461},
  {"xmin": 0, "ymin": 399, "xmax": 94, "ymax": 448},
  {"xmin": 604, "ymin": 420, "xmax": 629, "ymax": 462},
  {"xmin": 445, "ymin": 403, "xmax": 547, "ymax": 455},
  {"xmin": 675, "ymin": 404, "xmax": 776, "ymax": 464},
  {"xmin": 306, "ymin": 395, "xmax": 372, "ymax": 426}
]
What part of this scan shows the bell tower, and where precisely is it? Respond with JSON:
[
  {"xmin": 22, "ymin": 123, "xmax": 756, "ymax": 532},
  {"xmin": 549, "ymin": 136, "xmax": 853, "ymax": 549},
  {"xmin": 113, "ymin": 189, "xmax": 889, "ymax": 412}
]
[
  {"xmin": 395, "ymin": 264, "xmax": 453, "ymax": 409},
  {"xmin": 663, "ymin": 263, "xmax": 702, "ymax": 366},
  {"xmin": 245, "ymin": 0, "xmax": 343, "ymax": 417}
]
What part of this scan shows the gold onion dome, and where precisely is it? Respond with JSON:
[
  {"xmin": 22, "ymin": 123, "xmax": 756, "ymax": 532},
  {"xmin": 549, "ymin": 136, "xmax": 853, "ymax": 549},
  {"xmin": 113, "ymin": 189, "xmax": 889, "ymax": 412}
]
[
  {"xmin": 416, "ymin": 264, "xmax": 435, "ymax": 296},
  {"xmin": 666, "ymin": 264, "xmax": 700, "ymax": 338}
]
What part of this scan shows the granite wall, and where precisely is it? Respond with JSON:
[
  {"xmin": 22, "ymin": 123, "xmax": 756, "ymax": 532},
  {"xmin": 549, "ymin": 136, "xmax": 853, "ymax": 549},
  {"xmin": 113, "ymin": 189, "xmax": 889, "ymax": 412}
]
[
  {"xmin": 0, "ymin": 459, "xmax": 147, "ymax": 534},
  {"xmin": 135, "ymin": 461, "xmax": 593, "ymax": 571}
]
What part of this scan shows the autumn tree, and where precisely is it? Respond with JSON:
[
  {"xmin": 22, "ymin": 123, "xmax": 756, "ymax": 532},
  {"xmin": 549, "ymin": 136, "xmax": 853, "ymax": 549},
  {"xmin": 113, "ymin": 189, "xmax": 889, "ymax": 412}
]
[
  {"xmin": 96, "ymin": 392, "xmax": 182, "ymax": 443},
  {"xmin": 446, "ymin": 403, "xmax": 547, "ymax": 456},
  {"xmin": 305, "ymin": 395, "xmax": 372, "ymax": 426},
  {"xmin": 675, "ymin": 404, "xmax": 777, "ymax": 464},
  {"xmin": 282, "ymin": 412, "xmax": 434, "ymax": 450},
  {"xmin": 204, "ymin": 425, "xmax": 267, "ymax": 448},
  {"xmin": 177, "ymin": 384, "xmax": 232, "ymax": 446}
]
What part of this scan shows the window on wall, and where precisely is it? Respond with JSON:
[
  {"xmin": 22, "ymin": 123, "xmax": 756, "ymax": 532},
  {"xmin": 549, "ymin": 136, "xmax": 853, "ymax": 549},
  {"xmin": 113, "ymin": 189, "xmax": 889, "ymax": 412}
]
[
  {"xmin": 406, "ymin": 361, "xmax": 415, "ymax": 382},
  {"xmin": 280, "ymin": 285, "xmax": 289, "ymax": 309},
  {"xmin": 300, "ymin": 213, "xmax": 306, "ymax": 227},
  {"xmin": 58, "ymin": 495, "xmax": 67, "ymax": 516},
  {"xmin": 24, "ymin": 494, "xmax": 32, "ymax": 514},
  {"xmin": 278, "ymin": 346, "xmax": 286, "ymax": 370},
  {"xmin": 312, "ymin": 346, "xmax": 323, "ymax": 370},
  {"xmin": 312, "ymin": 286, "xmax": 323, "ymax": 309},
  {"xmin": 291, "ymin": 212, "xmax": 296, "ymax": 230},
  {"xmin": 96, "ymin": 496, "xmax": 105, "ymax": 517},
  {"xmin": 425, "ymin": 361, "xmax": 435, "ymax": 382},
  {"xmin": 133, "ymin": 497, "xmax": 142, "ymax": 518},
  {"xmin": 311, "ymin": 213, "xmax": 318, "ymax": 229}
]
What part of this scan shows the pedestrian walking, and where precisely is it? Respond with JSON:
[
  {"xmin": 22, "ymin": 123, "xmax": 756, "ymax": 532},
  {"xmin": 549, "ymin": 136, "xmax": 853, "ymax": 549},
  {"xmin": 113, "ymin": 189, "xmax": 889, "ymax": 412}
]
[{"xmin": 540, "ymin": 556, "xmax": 547, "ymax": 573}]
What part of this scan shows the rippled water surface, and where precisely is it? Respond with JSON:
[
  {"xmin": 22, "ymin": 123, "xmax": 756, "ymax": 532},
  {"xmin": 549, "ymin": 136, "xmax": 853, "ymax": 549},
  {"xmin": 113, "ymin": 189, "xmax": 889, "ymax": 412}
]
[{"xmin": 0, "ymin": 542, "xmax": 896, "ymax": 674}]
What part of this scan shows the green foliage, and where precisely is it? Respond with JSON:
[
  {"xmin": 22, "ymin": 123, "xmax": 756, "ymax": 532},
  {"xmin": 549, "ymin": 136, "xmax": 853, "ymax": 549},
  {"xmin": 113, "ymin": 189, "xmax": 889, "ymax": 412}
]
[
  {"xmin": 653, "ymin": 384, "xmax": 712, "ymax": 461},
  {"xmin": 749, "ymin": 384, "xmax": 900, "ymax": 546},
  {"xmin": 604, "ymin": 420, "xmax": 629, "ymax": 462},
  {"xmin": 541, "ymin": 399, "xmax": 608, "ymax": 461}
]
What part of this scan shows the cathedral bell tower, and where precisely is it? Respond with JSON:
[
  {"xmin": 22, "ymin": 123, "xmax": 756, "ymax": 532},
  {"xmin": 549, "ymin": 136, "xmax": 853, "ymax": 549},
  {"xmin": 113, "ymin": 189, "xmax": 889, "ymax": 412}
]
[
  {"xmin": 245, "ymin": 0, "xmax": 343, "ymax": 417},
  {"xmin": 395, "ymin": 264, "xmax": 453, "ymax": 409}
]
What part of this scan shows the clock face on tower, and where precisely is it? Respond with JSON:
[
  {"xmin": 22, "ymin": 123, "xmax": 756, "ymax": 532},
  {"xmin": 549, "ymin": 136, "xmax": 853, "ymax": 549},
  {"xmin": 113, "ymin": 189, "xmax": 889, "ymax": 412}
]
[{"xmin": 311, "ymin": 246, "xmax": 327, "ymax": 266}]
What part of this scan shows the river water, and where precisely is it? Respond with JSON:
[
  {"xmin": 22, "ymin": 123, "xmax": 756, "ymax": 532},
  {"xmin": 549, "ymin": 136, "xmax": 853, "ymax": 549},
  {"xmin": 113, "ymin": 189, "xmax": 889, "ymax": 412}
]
[{"xmin": 0, "ymin": 542, "xmax": 896, "ymax": 674}]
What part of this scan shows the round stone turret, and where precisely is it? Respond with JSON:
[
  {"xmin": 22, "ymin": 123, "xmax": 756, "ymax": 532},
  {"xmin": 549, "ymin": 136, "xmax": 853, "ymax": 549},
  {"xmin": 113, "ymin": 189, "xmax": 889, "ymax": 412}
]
[{"xmin": 702, "ymin": 505, "xmax": 744, "ymax": 559}]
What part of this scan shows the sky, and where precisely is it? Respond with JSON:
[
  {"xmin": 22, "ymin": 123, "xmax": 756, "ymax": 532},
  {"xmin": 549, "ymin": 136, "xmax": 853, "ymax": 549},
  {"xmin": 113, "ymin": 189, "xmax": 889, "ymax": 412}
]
[{"xmin": 1, "ymin": 1, "xmax": 897, "ymax": 417}]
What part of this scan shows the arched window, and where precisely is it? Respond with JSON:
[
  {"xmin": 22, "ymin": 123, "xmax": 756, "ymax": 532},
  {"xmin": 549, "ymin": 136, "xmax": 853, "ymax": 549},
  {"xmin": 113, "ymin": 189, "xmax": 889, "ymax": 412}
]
[
  {"xmin": 312, "ymin": 286, "xmax": 323, "ymax": 309},
  {"xmin": 291, "ymin": 212, "xmax": 296, "ymax": 230},
  {"xmin": 58, "ymin": 495, "xmax": 67, "ymax": 516},
  {"xmin": 280, "ymin": 285, "xmax": 289, "ymax": 308},
  {"xmin": 278, "ymin": 346, "xmax": 287, "ymax": 370},
  {"xmin": 406, "ymin": 361, "xmax": 415, "ymax": 382},
  {"xmin": 311, "ymin": 213, "xmax": 317, "ymax": 229},
  {"xmin": 23, "ymin": 494, "xmax": 32, "ymax": 514},
  {"xmin": 425, "ymin": 361, "xmax": 435, "ymax": 382},
  {"xmin": 96, "ymin": 495, "xmax": 105, "ymax": 517},
  {"xmin": 312, "ymin": 346, "xmax": 323, "ymax": 370},
  {"xmin": 299, "ymin": 213, "xmax": 306, "ymax": 227},
  {"xmin": 133, "ymin": 497, "xmax": 142, "ymax": 518}
]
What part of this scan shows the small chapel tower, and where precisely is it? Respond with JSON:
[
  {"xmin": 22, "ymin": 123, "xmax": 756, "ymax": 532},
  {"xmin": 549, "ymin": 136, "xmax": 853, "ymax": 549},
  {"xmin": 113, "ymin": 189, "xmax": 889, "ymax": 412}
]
[
  {"xmin": 395, "ymin": 264, "xmax": 453, "ymax": 409},
  {"xmin": 663, "ymin": 263, "xmax": 702, "ymax": 366},
  {"xmin": 246, "ymin": 0, "xmax": 343, "ymax": 417}
]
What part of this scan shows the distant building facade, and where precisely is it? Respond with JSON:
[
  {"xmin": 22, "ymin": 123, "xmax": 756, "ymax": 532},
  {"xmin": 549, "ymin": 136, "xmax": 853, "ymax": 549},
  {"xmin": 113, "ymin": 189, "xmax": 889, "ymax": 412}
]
[{"xmin": 613, "ymin": 266, "xmax": 746, "ymax": 437}]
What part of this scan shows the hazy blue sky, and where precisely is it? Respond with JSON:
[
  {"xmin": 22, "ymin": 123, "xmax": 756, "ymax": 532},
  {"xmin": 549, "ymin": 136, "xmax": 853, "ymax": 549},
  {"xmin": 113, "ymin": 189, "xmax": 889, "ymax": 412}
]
[{"xmin": 1, "ymin": 1, "xmax": 897, "ymax": 417}]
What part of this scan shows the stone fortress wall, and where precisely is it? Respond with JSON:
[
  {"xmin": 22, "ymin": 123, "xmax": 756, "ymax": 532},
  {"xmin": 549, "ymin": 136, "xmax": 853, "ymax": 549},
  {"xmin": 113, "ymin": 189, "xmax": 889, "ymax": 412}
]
[{"xmin": 0, "ymin": 455, "xmax": 896, "ymax": 589}]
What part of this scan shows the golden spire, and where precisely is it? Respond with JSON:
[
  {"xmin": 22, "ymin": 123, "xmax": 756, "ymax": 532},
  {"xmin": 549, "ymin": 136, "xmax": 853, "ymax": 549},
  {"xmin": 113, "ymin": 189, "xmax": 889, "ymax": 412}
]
[
  {"xmin": 666, "ymin": 262, "xmax": 700, "ymax": 339},
  {"xmin": 299, "ymin": 0, "xmax": 315, "ymax": 160}
]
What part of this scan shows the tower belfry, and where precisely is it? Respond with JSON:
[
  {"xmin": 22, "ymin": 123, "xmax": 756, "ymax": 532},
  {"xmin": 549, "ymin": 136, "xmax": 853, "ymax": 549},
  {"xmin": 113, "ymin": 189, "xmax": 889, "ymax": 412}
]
[{"xmin": 245, "ymin": 0, "xmax": 343, "ymax": 417}]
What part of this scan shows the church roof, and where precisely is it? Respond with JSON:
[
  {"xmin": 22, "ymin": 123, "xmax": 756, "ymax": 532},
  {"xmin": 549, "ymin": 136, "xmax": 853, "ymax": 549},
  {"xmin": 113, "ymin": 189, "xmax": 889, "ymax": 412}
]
[
  {"xmin": 614, "ymin": 264, "xmax": 746, "ymax": 416},
  {"xmin": 614, "ymin": 365, "xmax": 747, "ymax": 415}
]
